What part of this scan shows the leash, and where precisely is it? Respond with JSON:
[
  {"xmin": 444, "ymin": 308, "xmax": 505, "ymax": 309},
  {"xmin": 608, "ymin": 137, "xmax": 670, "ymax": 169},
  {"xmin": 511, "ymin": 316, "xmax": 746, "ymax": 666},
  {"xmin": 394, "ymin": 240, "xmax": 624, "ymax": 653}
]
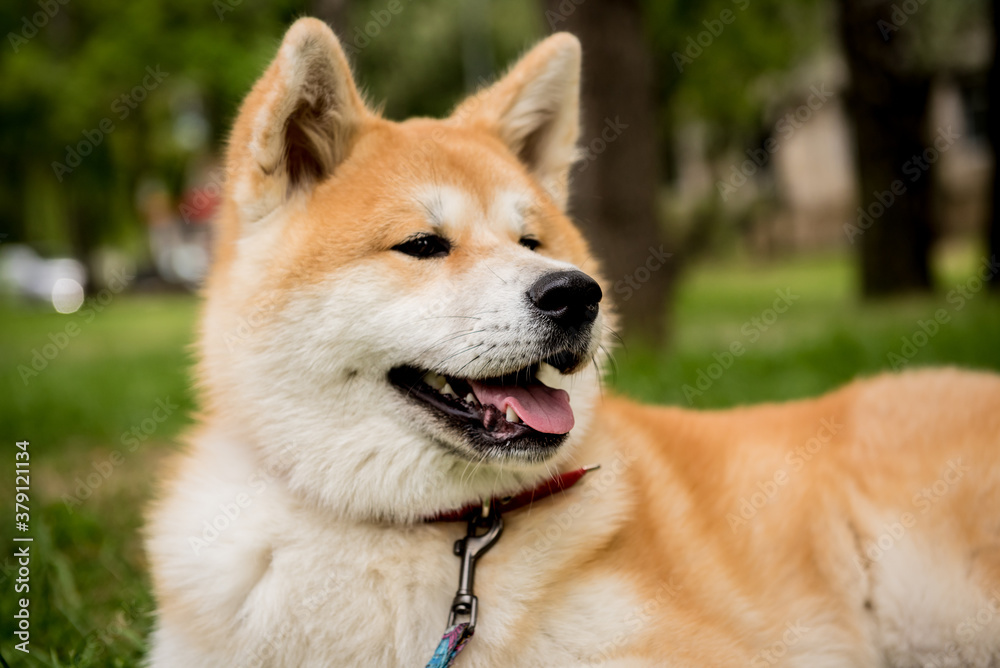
[
  {"xmin": 424, "ymin": 504, "xmax": 502, "ymax": 668},
  {"xmin": 423, "ymin": 465, "xmax": 598, "ymax": 667}
]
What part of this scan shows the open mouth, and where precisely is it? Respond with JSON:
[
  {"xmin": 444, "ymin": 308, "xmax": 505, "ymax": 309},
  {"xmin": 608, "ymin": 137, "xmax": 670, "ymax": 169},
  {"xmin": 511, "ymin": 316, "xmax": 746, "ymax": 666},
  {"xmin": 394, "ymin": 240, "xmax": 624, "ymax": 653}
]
[{"xmin": 388, "ymin": 353, "xmax": 584, "ymax": 456}]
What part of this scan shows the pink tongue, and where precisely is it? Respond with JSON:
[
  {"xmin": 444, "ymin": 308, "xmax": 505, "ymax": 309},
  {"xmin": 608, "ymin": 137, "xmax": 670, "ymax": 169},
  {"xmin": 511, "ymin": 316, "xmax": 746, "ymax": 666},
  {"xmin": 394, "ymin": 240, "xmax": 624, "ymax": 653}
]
[{"xmin": 468, "ymin": 380, "xmax": 574, "ymax": 434}]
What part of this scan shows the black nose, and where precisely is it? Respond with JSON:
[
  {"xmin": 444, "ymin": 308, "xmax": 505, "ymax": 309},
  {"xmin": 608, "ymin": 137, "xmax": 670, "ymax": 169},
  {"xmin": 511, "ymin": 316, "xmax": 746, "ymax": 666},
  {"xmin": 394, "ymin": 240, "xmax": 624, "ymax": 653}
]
[{"xmin": 527, "ymin": 270, "xmax": 602, "ymax": 329}]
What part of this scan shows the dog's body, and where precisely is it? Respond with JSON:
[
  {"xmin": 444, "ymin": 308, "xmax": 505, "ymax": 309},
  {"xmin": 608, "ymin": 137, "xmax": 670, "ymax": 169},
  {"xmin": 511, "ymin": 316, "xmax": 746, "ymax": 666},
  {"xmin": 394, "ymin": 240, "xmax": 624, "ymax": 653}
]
[{"xmin": 146, "ymin": 19, "xmax": 1000, "ymax": 667}]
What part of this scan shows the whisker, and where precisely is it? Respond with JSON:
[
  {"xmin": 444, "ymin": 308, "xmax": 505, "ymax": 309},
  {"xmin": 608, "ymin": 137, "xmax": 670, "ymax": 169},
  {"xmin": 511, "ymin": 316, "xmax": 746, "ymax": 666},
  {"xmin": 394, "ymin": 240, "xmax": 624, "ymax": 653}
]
[
  {"xmin": 598, "ymin": 343, "xmax": 619, "ymax": 383},
  {"xmin": 465, "ymin": 450, "xmax": 489, "ymax": 487},
  {"xmin": 484, "ymin": 264, "xmax": 507, "ymax": 285},
  {"xmin": 527, "ymin": 457, "xmax": 556, "ymax": 518},
  {"xmin": 417, "ymin": 329, "xmax": 487, "ymax": 357},
  {"xmin": 603, "ymin": 325, "xmax": 627, "ymax": 352},
  {"xmin": 436, "ymin": 343, "xmax": 484, "ymax": 368},
  {"xmin": 592, "ymin": 356, "xmax": 606, "ymax": 398},
  {"xmin": 459, "ymin": 453, "xmax": 478, "ymax": 487},
  {"xmin": 452, "ymin": 343, "xmax": 495, "ymax": 376},
  {"xmin": 492, "ymin": 459, "xmax": 504, "ymax": 500}
]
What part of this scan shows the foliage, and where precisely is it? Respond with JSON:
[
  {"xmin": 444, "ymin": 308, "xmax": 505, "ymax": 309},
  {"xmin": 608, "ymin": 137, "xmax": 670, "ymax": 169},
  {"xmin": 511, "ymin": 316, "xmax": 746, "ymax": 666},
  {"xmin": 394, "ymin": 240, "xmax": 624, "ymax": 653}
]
[
  {"xmin": 346, "ymin": 0, "xmax": 543, "ymax": 120},
  {"xmin": 642, "ymin": 0, "xmax": 831, "ymax": 143},
  {"xmin": 0, "ymin": 0, "xmax": 301, "ymax": 252},
  {"xmin": 0, "ymin": 0, "xmax": 543, "ymax": 257},
  {"xmin": 1, "ymin": 0, "xmax": 993, "ymax": 268}
]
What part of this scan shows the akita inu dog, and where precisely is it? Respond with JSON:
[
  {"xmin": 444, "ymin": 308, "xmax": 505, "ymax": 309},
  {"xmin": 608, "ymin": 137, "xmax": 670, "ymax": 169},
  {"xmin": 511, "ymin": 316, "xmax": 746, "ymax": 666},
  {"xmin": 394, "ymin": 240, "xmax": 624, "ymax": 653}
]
[{"xmin": 146, "ymin": 18, "xmax": 1000, "ymax": 667}]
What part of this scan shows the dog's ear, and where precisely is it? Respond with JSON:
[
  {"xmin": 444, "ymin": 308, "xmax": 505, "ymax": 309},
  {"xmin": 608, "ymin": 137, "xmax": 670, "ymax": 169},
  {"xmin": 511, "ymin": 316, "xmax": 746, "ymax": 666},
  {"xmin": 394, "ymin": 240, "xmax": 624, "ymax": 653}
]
[
  {"xmin": 226, "ymin": 18, "xmax": 367, "ymax": 223},
  {"xmin": 452, "ymin": 33, "xmax": 581, "ymax": 209}
]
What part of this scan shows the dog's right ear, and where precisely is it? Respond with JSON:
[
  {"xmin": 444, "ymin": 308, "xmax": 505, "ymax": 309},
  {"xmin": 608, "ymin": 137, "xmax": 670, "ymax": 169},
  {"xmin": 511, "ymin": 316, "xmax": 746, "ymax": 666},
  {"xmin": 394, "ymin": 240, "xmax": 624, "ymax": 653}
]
[{"xmin": 226, "ymin": 18, "xmax": 367, "ymax": 223}]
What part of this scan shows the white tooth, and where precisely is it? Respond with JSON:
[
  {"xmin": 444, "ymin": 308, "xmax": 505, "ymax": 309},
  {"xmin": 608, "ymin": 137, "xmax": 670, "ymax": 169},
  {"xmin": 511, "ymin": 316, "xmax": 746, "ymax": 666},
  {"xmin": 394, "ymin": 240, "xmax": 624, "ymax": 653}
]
[
  {"xmin": 423, "ymin": 372, "xmax": 446, "ymax": 391},
  {"xmin": 505, "ymin": 407, "xmax": 521, "ymax": 423},
  {"xmin": 441, "ymin": 382, "xmax": 457, "ymax": 398},
  {"xmin": 536, "ymin": 362, "xmax": 566, "ymax": 390},
  {"xmin": 465, "ymin": 393, "xmax": 477, "ymax": 405}
]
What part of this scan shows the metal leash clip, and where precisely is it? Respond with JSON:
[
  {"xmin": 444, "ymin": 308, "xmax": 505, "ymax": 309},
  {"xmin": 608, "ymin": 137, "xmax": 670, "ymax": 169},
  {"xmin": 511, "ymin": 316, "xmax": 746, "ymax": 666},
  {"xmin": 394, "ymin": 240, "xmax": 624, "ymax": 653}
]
[{"xmin": 447, "ymin": 500, "xmax": 504, "ymax": 633}]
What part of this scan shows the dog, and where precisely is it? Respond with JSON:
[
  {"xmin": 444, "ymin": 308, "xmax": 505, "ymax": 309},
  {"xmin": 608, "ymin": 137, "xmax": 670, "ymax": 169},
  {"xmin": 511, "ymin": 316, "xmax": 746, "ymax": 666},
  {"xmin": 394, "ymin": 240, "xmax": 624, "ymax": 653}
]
[{"xmin": 146, "ymin": 18, "xmax": 1000, "ymax": 667}]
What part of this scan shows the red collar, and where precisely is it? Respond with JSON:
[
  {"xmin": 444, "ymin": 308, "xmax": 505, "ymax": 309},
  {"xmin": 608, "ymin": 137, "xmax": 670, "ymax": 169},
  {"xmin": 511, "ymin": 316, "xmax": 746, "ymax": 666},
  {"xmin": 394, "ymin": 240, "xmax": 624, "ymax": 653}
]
[{"xmin": 425, "ymin": 464, "xmax": 599, "ymax": 523}]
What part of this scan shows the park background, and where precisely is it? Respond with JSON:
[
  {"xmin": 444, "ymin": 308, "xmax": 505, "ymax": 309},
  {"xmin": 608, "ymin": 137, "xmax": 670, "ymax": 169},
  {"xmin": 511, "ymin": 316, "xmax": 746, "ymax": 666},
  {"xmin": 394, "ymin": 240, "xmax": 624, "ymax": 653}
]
[{"xmin": 1, "ymin": 0, "xmax": 999, "ymax": 665}]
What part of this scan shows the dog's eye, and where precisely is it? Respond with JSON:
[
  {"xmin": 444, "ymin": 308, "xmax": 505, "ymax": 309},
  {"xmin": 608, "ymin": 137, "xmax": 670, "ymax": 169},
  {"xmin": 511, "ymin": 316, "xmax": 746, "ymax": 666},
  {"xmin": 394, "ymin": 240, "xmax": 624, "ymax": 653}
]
[
  {"xmin": 392, "ymin": 234, "xmax": 451, "ymax": 259},
  {"xmin": 519, "ymin": 236, "xmax": 541, "ymax": 251}
]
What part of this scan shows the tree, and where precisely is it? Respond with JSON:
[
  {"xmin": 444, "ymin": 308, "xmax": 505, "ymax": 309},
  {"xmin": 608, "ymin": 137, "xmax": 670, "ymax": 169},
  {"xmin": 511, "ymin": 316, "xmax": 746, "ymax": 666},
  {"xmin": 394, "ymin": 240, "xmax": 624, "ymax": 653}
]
[
  {"xmin": 988, "ymin": 0, "xmax": 999, "ymax": 291},
  {"xmin": 836, "ymin": 0, "xmax": 935, "ymax": 296},
  {"xmin": 545, "ymin": 0, "xmax": 673, "ymax": 343},
  {"xmin": 312, "ymin": 0, "xmax": 350, "ymax": 41},
  {"xmin": 0, "ymin": 0, "xmax": 303, "ymax": 284}
]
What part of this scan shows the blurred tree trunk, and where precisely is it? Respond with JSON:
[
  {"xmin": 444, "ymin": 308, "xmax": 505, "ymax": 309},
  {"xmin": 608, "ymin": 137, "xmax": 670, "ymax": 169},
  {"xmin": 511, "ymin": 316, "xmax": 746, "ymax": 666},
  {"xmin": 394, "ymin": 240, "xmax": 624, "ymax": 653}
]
[
  {"xmin": 545, "ymin": 0, "xmax": 673, "ymax": 343},
  {"xmin": 67, "ymin": 189, "xmax": 102, "ymax": 295},
  {"xmin": 988, "ymin": 0, "xmax": 1000, "ymax": 291},
  {"xmin": 837, "ymin": 0, "xmax": 934, "ymax": 296},
  {"xmin": 312, "ymin": 0, "xmax": 349, "ymax": 34},
  {"xmin": 0, "ymin": 161, "xmax": 25, "ymax": 245},
  {"xmin": 460, "ymin": 0, "xmax": 495, "ymax": 90}
]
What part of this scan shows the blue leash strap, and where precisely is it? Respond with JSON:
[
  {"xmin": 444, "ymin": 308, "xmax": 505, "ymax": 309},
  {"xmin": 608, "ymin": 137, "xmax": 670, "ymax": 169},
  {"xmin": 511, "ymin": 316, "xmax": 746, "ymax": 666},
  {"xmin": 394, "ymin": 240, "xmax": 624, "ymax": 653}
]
[{"xmin": 424, "ymin": 622, "xmax": 474, "ymax": 668}]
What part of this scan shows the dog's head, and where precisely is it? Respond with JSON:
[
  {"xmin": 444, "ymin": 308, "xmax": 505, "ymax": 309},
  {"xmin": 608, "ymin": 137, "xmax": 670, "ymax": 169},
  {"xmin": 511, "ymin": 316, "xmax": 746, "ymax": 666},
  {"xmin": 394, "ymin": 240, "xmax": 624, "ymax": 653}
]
[{"xmin": 201, "ymin": 18, "xmax": 614, "ymax": 521}]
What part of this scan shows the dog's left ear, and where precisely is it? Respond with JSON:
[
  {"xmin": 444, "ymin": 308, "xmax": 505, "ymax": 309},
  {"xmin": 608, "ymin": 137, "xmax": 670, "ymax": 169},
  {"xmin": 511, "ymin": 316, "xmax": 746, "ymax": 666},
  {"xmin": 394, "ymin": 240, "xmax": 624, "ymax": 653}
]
[{"xmin": 452, "ymin": 33, "xmax": 581, "ymax": 209}]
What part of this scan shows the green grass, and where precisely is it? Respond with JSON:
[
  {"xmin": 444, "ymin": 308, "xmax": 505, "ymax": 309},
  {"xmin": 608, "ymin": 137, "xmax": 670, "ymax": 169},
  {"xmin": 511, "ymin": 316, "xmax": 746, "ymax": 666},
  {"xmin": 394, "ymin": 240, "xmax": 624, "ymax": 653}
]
[
  {"xmin": 611, "ymin": 247, "xmax": 1000, "ymax": 406},
  {"xmin": 1, "ymin": 295, "xmax": 197, "ymax": 667},
  {"xmin": 2, "ymin": 247, "xmax": 999, "ymax": 666}
]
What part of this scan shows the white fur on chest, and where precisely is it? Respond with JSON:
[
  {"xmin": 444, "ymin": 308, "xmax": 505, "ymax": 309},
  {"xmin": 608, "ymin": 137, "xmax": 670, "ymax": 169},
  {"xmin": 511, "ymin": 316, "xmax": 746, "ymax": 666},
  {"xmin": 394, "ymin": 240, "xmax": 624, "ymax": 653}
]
[{"xmin": 148, "ymin": 432, "xmax": 644, "ymax": 668}]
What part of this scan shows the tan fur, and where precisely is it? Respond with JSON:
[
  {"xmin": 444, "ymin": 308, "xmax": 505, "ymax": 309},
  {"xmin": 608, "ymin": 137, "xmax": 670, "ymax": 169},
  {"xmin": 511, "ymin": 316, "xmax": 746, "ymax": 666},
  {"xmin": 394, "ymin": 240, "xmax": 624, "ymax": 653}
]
[{"xmin": 147, "ymin": 19, "xmax": 1000, "ymax": 667}]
